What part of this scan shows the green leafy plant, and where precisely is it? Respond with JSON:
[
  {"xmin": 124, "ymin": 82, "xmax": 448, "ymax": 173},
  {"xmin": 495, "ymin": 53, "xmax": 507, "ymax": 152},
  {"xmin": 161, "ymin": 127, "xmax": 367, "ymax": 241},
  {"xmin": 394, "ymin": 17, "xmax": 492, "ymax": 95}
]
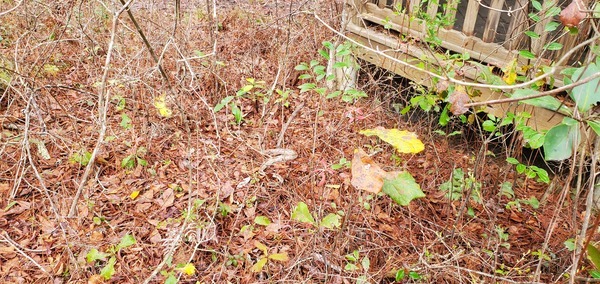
[
  {"xmin": 295, "ymin": 41, "xmax": 367, "ymax": 103},
  {"xmin": 121, "ymin": 146, "xmax": 148, "ymax": 169},
  {"xmin": 69, "ymin": 149, "xmax": 92, "ymax": 166},
  {"xmin": 291, "ymin": 201, "xmax": 342, "ymax": 229},
  {"xmin": 251, "ymin": 241, "xmax": 289, "ymax": 273},
  {"xmin": 506, "ymin": 157, "xmax": 549, "ymax": 183},
  {"xmin": 213, "ymin": 77, "xmax": 265, "ymax": 124},
  {"xmin": 331, "ymin": 157, "xmax": 351, "ymax": 170},
  {"xmin": 394, "ymin": 268, "xmax": 423, "ymax": 282},
  {"xmin": 86, "ymin": 234, "xmax": 136, "ymax": 280},
  {"xmin": 439, "ymin": 168, "xmax": 482, "ymax": 204}
]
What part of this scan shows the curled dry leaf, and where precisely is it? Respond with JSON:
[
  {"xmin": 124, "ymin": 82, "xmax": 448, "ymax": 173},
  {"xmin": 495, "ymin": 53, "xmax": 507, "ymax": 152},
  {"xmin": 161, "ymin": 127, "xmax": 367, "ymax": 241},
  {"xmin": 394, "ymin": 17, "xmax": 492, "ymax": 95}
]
[
  {"xmin": 448, "ymin": 86, "xmax": 470, "ymax": 115},
  {"xmin": 560, "ymin": 0, "xmax": 586, "ymax": 28},
  {"xmin": 436, "ymin": 79, "xmax": 449, "ymax": 92}
]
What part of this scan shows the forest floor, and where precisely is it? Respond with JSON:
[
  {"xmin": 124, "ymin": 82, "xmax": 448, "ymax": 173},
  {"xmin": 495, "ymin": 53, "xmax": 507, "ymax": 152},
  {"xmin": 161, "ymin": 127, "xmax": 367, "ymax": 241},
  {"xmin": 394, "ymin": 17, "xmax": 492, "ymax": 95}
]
[{"xmin": 0, "ymin": 0, "xmax": 588, "ymax": 283}]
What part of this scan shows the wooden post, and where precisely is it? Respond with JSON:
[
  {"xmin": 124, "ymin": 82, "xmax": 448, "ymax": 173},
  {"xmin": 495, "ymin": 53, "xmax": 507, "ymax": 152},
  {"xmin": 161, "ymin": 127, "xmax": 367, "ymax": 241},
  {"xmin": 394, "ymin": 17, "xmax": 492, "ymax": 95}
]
[
  {"xmin": 462, "ymin": 0, "xmax": 481, "ymax": 36},
  {"xmin": 482, "ymin": 0, "xmax": 506, "ymax": 43}
]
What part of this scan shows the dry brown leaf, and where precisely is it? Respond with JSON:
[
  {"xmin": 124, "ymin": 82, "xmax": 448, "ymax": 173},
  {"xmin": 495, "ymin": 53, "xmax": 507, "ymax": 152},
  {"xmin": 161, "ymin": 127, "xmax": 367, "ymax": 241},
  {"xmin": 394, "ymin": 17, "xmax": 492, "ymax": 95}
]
[
  {"xmin": 351, "ymin": 149, "xmax": 401, "ymax": 193},
  {"xmin": 560, "ymin": 0, "xmax": 586, "ymax": 28},
  {"xmin": 448, "ymin": 87, "xmax": 470, "ymax": 115},
  {"xmin": 159, "ymin": 187, "xmax": 175, "ymax": 209},
  {"xmin": 218, "ymin": 181, "xmax": 235, "ymax": 201}
]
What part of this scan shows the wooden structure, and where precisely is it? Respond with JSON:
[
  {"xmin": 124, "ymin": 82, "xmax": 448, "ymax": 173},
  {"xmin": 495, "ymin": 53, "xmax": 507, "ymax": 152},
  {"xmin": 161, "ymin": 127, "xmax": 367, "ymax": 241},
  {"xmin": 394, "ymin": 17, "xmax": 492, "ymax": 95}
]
[{"xmin": 344, "ymin": 0, "xmax": 592, "ymax": 130}]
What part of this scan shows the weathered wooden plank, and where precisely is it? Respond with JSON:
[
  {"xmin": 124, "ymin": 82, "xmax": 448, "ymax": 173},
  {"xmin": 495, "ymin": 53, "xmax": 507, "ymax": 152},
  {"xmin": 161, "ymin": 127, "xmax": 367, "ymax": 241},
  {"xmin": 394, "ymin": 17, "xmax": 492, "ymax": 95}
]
[
  {"xmin": 408, "ymin": 0, "xmax": 420, "ymax": 14},
  {"xmin": 531, "ymin": 0, "xmax": 556, "ymax": 56},
  {"xmin": 444, "ymin": 0, "xmax": 460, "ymax": 29},
  {"xmin": 482, "ymin": 0, "xmax": 506, "ymax": 43},
  {"xmin": 426, "ymin": 0, "xmax": 439, "ymax": 20},
  {"xmin": 503, "ymin": 0, "xmax": 528, "ymax": 50},
  {"xmin": 462, "ymin": 0, "xmax": 481, "ymax": 36}
]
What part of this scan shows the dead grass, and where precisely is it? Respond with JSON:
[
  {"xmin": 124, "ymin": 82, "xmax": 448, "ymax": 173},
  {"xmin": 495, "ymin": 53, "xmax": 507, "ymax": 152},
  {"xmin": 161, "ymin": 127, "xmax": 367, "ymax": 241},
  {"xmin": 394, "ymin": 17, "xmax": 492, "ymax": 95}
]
[{"xmin": 0, "ymin": 0, "xmax": 591, "ymax": 283}]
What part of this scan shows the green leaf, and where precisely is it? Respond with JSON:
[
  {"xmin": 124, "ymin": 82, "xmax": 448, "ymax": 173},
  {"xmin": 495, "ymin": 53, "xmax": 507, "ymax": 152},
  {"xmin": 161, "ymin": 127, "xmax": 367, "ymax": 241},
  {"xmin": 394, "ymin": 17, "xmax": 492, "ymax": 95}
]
[
  {"xmin": 86, "ymin": 248, "xmax": 109, "ymax": 263},
  {"xmin": 519, "ymin": 50, "xmax": 536, "ymax": 59},
  {"xmin": 298, "ymin": 83, "xmax": 316, "ymax": 93},
  {"xmin": 120, "ymin": 113, "xmax": 132, "ymax": 129},
  {"xmin": 164, "ymin": 274, "xmax": 178, "ymax": 284},
  {"xmin": 318, "ymin": 49, "xmax": 330, "ymax": 60},
  {"xmin": 326, "ymin": 90, "xmax": 342, "ymax": 99},
  {"xmin": 344, "ymin": 263, "xmax": 359, "ymax": 271},
  {"xmin": 500, "ymin": 182, "xmax": 514, "ymax": 198},
  {"xmin": 395, "ymin": 269, "xmax": 406, "ymax": 281},
  {"xmin": 544, "ymin": 42, "xmax": 563, "ymax": 51},
  {"xmin": 382, "ymin": 172, "xmax": 425, "ymax": 206},
  {"xmin": 524, "ymin": 31, "xmax": 540, "ymax": 39},
  {"xmin": 121, "ymin": 154, "xmax": 135, "ymax": 169},
  {"xmin": 291, "ymin": 202, "xmax": 315, "ymax": 224},
  {"xmin": 236, "ymin": 84, "xmax": 253, "ymax": 96},
  {"xmin": 588, "ymin": 120, "xmax": 600, "ymax": 137},
  {"xmin": 526, "ymin": 196, "xmax": 540, "ymax": 209},
  {"xmin": 254, "ymin": 216, "xmax": 271, "ymax": 226},
  {"xmin": 531, "ymin": 0, "xmax": 542, "ymax": 11},
  {"xmin": 230, "ymin": 102, "xmax": 243, "ymax": 124},
  {"xmin": 588, "ymin": 243, "xmax": 600, "ymax": 270},
  {"xmin": 591, "ymin": 270, "xmax": 600, "ymax": 278},
  {"xmin": 361, "ymin": 256, "xmax": 370, "ymax": 271},
  {"xmin": 298, "ymin": 74, "xmax": 312, "ymax": 80},
  {"xmin": 251, "ymin": 257, "xmax": 268, "ymax": 273},
  {"xmin": 333, "ymin": 62, "xmax": 349, "ymax": 68},
  {"xmin": 506, "ymin": 157, "xmax": 519, "ymax": 165},
  {"xmin": 295, "ymin": 63, "xmax": 309, "ymax": 71},
  {"xmin": 511, "ymin": 88, "xmax": 571, "ymax": 115},
  {"xmin": 564, "ymin": 238, "xmax": 575, "ymax": 252},
  {"xmin": 544, "ymin": 21, "xmax": 560, "ymax": 32},
  {"xmin": 116, "ymin": 234, "xmax": 136, "ymax": 251},
  {"xmin": 572, "ymin": 63, "xmax": 600, "ymax": 113},
  {"xmin": 543, "ymin": 120, "xmax": 580, "ymax": 161},
  {"xmin": 100, "ymin": 256, "xmax": 116, "ymax": 280},
  {"xmin": 546, "ymin": 7, "xmax": 561, "ymax": 17},
  {"xmin": 320, "ymin": 213, "xmax": 341, "ymax": 229},
  {"xmin": 213, "ymin": 96, "xmax": 234, "ymax": 112},
  {"xmin": 409, "ymin": 271, "xmax": 422, "ymax": 280}
]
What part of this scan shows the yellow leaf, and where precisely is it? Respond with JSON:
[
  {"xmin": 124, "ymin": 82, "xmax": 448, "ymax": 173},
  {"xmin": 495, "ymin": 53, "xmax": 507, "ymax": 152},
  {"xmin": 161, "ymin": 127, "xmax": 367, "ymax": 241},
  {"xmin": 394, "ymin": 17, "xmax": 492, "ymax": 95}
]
[
  {"xmin": 251, "ymin": 257, "xmax": 268, "ymax": 273},
  {"xmin": 268, "ymin": 253, "xmax": 289, "ymax": 262},
  {"xmin": 129, "ymin": 191, "xmax": 140, "ymax": 200},
  {"xmin": 254, "ymin": 241, "xmax": 268, "ymax": 255},
  {"xmin": 177, "ymin": 263, "xmax": 196, "ymax": 276},
  {"xmin": 153, "ymin": 95, "xmax": 172, "ymax": 118},
  {"xmin": 502, "ymin": 59, "xmax": 518, "ymax": 85},
  {"xmin": 359, "ymin": 128, "xmax": 424, "ymax": 154}
]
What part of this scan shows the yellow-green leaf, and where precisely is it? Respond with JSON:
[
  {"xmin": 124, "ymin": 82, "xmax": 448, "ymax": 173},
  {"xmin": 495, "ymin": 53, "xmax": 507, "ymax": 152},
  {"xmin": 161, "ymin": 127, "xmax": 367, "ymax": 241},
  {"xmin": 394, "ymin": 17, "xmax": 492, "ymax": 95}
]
[
  {"xmin": 254, "ymin": 241, "xmax": 268, "ymax": 255},
  {"xmin": 502, "ymin": 59, "xmax": 518, "ymax": 85},
  {"xmin": 177, "ymin": 263, "xmax": 196, "ymax": 276},
  {"xmin": 588, "ymin": 243, "xmax": 600, "ymax": 270},
  {"xmin": 291, "ymin": 202, "xmax": 316, "ymax": 224},
  {"xmin": 359, "ymin": 128, "xmax": 424, "ymax": 154},
  {"xmin": 268, "ymin": 253, "xmax": 289, "ymax": 262},
  {"xmin": 153, "ymin": 94, "xmax": 172, "ymax": 117},
  {"xmin": 251, "ymin": 257, "xmax": 268, "ymax": 272},
  {"xmin": 382, "ymin": 172, "xmax": 425, "ymax": 206},
  {"xmin": 320, "ymin": 213, "xmax": 341, "ymax": 229}
]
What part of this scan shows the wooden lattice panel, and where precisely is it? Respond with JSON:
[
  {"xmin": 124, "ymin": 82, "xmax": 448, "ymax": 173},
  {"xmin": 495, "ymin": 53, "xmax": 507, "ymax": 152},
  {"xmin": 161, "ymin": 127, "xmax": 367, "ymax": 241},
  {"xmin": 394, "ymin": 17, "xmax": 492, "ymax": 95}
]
[{"xmin": 345, "ymin": 0, "xmax": 593, "ymax": 130}]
